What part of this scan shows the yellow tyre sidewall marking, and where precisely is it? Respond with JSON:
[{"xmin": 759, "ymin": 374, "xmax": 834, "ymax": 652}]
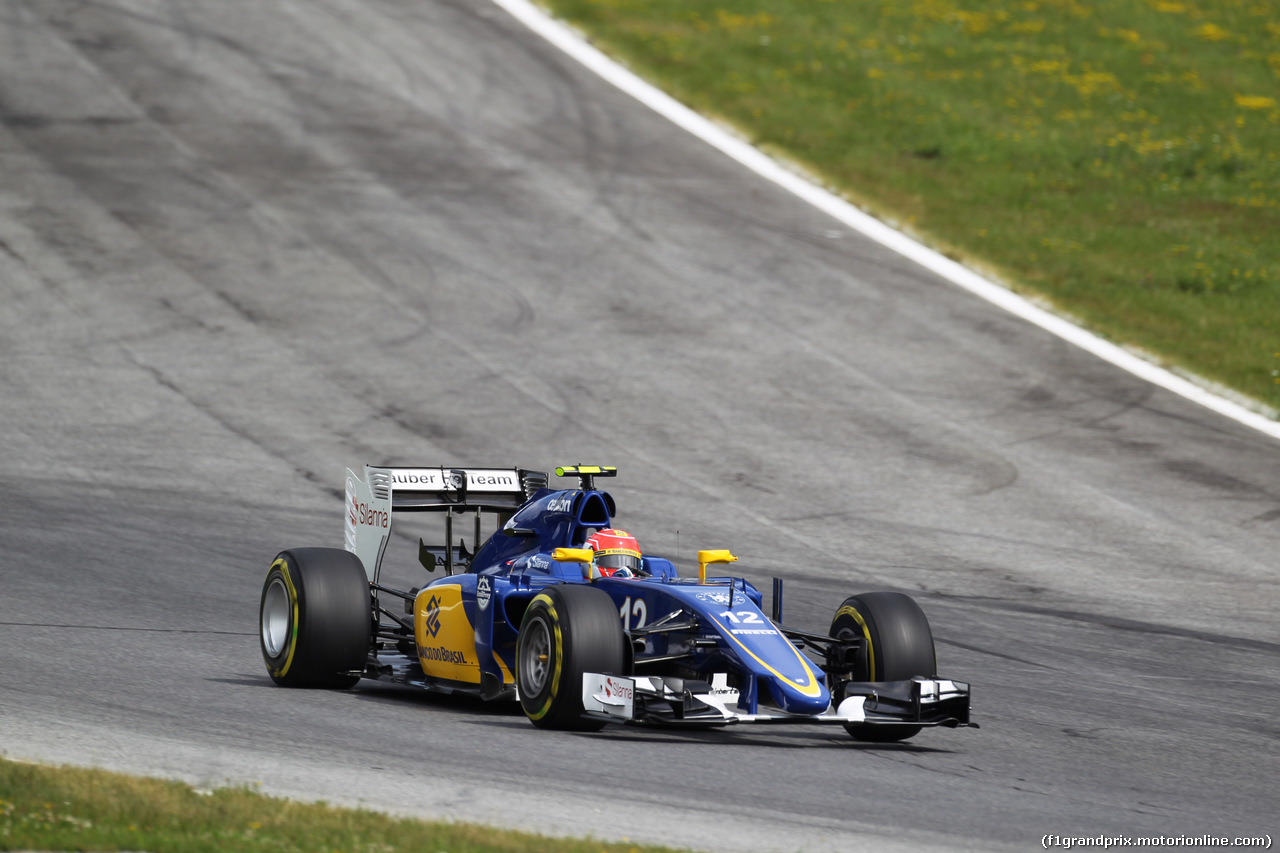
[
  {"xmin": 527, "ymin": 593, "xmax": 562, "ymax": 721},
  {"xmin": 836, "ymin": 604, "xmax": 875, "ymax": 681},
  {"xmin": 270, "ymin": 558, "xmax": 301, "ymax": 679}
]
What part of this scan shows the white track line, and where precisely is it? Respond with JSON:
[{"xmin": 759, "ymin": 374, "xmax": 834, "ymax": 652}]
[{"xmin": 491, "ymin": 0, "xmax": 1280, "ymax": 443}]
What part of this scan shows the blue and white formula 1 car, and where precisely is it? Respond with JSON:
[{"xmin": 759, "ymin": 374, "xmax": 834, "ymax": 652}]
[{"xmin": 258, "ymin": 465, "xmax": 973, "ymax": 740}]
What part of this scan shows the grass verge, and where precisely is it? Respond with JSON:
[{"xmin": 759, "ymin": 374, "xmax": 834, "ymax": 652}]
[
  {"xmin": 535, "ymin": 0, "xmax": 1280, "ymax": 413},
  {"xmin": 0, "ymin": 756, "xmax": 687, "ymax": 853}
]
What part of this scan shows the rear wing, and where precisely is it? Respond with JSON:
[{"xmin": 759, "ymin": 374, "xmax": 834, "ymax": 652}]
[{"xmin": 343, "ymin": 465, "xmax": 547, "ymax": 580}]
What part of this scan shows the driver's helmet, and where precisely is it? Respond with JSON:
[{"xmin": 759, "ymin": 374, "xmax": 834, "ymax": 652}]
[{"xmin": 585, "ymin": 528, "xmax": 642, "ymax": 577}]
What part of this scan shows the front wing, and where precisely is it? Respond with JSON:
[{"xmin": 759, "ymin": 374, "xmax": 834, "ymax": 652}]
[{"xmin": 582, "ymin": 673, "xmax": 973, "ymax": 729}]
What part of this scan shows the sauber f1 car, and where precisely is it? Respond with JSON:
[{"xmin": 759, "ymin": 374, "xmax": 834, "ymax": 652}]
[{"xmin": 259, "ymin": 466, "xmax": 973, "ymax": 740}]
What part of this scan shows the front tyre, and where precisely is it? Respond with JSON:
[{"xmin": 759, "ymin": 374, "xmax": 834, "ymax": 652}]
[
  {"xmin": 516, "ymin": 584, "xmax": 625, "ymax": 731},
  {"xmin": 830, "ymin": 591, "xmax": 936, "ymax": 742},
  {"xmin": 260, "ymin": 548, "xmax": 372, "ymax": 689}
]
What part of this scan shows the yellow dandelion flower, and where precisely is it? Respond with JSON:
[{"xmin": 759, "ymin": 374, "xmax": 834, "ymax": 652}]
[
  {"xmin": 1235, "ymin": 94, "xmax": 1277, "ymax": 109},
  {"xmin": 1196, "ymin": 23, "xmax": 1231, "ymax": 42}
]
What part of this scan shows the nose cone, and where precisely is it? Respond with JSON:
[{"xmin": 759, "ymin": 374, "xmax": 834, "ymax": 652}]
[
  {"xmin": 704, "ymin": 610, "xmax": 830, "ymax": 715},
  {"xmin": 763, "ymin": 666, "xmax": 831, "ymax": 715}
]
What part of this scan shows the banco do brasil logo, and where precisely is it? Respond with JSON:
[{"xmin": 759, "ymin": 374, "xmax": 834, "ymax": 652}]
[{"xmin": 425, "ymin": 595, "xmax": 442, "ymax": 637}]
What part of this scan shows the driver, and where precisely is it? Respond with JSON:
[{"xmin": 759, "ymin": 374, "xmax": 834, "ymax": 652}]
[{"xmin": 585, "ymin": 528, "xmax": 644, "ymax": 577}]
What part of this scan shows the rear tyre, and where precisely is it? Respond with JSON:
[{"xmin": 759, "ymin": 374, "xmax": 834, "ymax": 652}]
[
  {"xmin": 829, "ymin": 591, "xmax": 936, "ymax": 742},
  {"xmin": 260, "ymin": 548, "xmax": 372, "ymax": 688},
  {"xmin": 516, "ymin": 584, "xmax": 625, "ymax": 731}
]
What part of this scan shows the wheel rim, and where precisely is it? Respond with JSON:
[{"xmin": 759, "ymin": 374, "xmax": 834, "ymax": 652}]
[
  {"xmin": 262, "ymin": 576, "xmax": 291, "ymax": 658},
  {"xmin": 520, "ymin": 616, "xmax": 552, "ymax": 695}
]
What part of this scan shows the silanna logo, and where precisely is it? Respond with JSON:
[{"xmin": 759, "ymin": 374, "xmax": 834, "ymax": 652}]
[
  {"xmin": 603, "ymin": 677, "xmax": 633, "ymax": 701},
  {"xmin": 350, "ymin": 494, "xmax": 388, "ymax": 529},
  {"xmin": 424, "ymin": 595, "xmax": 442, "ymax": 638}
]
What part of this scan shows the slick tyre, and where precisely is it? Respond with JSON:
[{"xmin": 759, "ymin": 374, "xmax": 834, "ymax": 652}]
[
  {"xmin": 830, "ymin": 591, "xmax": 936, "ymax": 742},
  {"xmin": 516, "ymin": 583, "xmax": 625, "ymax": 731},
  {"xmin": 260, "ymin": 548, "xmax": 372, "ymax": 689}
]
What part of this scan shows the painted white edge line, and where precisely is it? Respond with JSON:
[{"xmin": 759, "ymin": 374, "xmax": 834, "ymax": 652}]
[{"xmin": 491, "ymin": 0, "xmax": 1280, "ymax": 442}]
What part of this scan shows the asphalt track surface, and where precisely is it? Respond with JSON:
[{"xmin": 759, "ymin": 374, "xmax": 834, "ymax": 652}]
[{"xmin": 0, "ymin": 2, "xmax": 1277, "ymax": 851}]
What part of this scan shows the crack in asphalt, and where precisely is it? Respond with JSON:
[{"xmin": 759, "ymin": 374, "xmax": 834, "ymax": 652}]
[{"xmin": 0, "ymin": 621, "xmax": 254, "ymax": 636}]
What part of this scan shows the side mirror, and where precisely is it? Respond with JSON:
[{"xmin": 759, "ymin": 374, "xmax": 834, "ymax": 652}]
[
  {"xmin": 553, "ymin": 547, "xmax": 596, "ymax": 581},
  {"xmin": 697, "ymin": 549, "xmax": 737, "ymax": 584},
  {"xmin": 502, "ymin": 527, "xmax": 536, "ymax": 538}
]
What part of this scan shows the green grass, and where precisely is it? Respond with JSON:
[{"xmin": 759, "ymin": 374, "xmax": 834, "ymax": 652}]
[
  {"xmin": 537, "ymin": 0, "xmax": 1280, "ymax": 412},
  {"xmin": 0, "ymin": 757, "xmax": 688, "ymax": 853}
]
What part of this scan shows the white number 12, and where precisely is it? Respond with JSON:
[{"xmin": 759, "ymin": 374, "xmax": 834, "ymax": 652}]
[
  {"xmin": 721, "ymin": 610, "xmax": 763, "ymax": 624},
  {"xmin": 620, "ymin": 596, "xmax": 647, "ymax": 631}
]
